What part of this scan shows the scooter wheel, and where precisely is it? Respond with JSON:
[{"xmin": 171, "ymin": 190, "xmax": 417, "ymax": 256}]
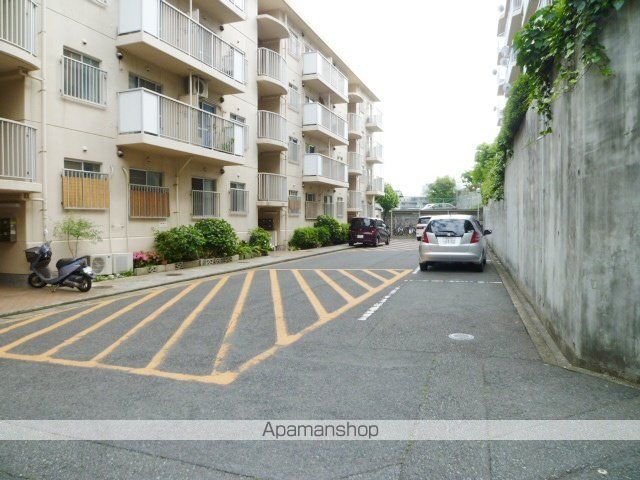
[
  {"xmin": 77, "ymin": 277, "xmax": 92, "ymax": 293},
  {"xmin": 28, "ymin": 273, "xmax": 46, "ymax": 289}
]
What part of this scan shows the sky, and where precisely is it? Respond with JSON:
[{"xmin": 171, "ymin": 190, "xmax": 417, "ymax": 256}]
[{"xmin": 288, "ymin": 0, "xmax": 503, "ymax": 196}]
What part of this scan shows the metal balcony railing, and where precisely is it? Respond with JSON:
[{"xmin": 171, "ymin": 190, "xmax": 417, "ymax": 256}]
[
  {"xmin": 302, "ymin": 51, "xmax": 348, "ymax": 99},
  {"xmin": 119, "ymin": 0, "xmax": 246, "ymax": 85},
  {"xmin": 348, "ymin": 113, "xmax": 364, "ymax": 134},
  {"xmin": 367, "ymin": 143, "xmax": 384, "ymax": 160},
  {"xmin": 302, "ymin": 103, "xmax": 347, "ymax": 141},
  {"xmin": 257, "ymin": 110, "xmax": 287, "ymax": 144},
  {"xmin": 0, "ymin": 118, "xmax": 36, "ymax": 182},
  {"xmin": 348, "ymin": 191, "xmax": 364, "ymax": 210},
  {"xmin": 257, "ymin": 47, "xmax": 286, "ymax": 85},
  {"xmin": 192, "ymin": 190, "xmax": 220, "ymax": 218},
  {"xmin": 367, "ymin": 177, "xmax": 384, "ymax": 193},
  {"xmin": 62, "ymin": 55, "xmax": 108, "ymax": 106},
  {"xmin": 303, "ymin": 153, "xmax": 348, "ymax": 184},
  {"xmin": 118, "ymin": 89, "xmax": 246, "ymax": 157},
  {"xmin": 257, "ymin": 173, "xmax": 287, "ymax": 203},
  {"xmin": 305, "ymin": 201, "xmax": 335, "ymax": 220},
  {"xmin": 129, "ymin": 184, "xmax": 170, "ymax": 218},
  {"xmin": 229, "ymin": 188, "xmax": 249, "ymax": 213},
  {"xmin": 0, "ymin": 0, "xmax": 37, "ymax": 56},
  {"xmin": 62, "ymin": 169, "xmax": 110, "ymax": 210},
  {"xmin": 366, "ymin": 110, "xmax": 383, "ymax": 129},
  {"xmin": 348, "ymin": 152, "xmax": 364, "ymax": 174}
]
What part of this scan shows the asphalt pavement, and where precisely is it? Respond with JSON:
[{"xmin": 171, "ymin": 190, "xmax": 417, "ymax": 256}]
[{"xmin": 0, "ymin": 239, "xmax": 638, "ymax": 480}]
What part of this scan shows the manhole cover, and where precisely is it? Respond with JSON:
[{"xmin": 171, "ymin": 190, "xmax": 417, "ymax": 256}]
[
  {"xmin": 166, "ymin": 273, "xmax": 184, "ymax": 277},
  {"xmin": 448, "ymin": 333, "xmax": 475, "ymax": 341}
]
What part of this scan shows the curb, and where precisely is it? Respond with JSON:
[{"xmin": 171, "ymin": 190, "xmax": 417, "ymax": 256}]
[{"xmin": 0, "ymin": 245, "xmax": 351, "ymax": 320}]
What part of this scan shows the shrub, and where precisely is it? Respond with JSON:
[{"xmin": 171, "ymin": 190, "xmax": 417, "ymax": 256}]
[
  {"xmin": 53, "ymin": 216, "xmax": 102, "ymax": 257},
  {"xmin": 154, "ymin": 226, "xmax": 205, "ymax": 263},
  {"xmin": 289, "ymin": 227, "xmax": 321, "ymax": 250},
  {"xmin": 248, "ymin": 227, "xmax": 273, "ymax": 255},
  {"xmin": 236, "ymin": 241, "xmax": 253, "ymax": 258},
  {"xmin": 194, "ymin": 218, "xmax": 238, "ymax": 258},
  {"xmin": 338, "ymin": 224, "xmax": 350, "ymax": 244},
  {"xmin": 133, "ymin": 251, "xmax": 161, "ymax": 268},
  {"xmin": 316, "ymin": 226, "xmax": 332, "ymax": 247},
  {"xmin": 314, "ymin": 215, "xmax": 342, "ymax": 245}
]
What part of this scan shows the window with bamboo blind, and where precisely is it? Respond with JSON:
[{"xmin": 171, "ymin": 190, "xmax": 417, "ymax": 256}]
[
  {"xmin": 129, "ymin": 169, "xmax": 170, "ymax": 219},
  {"xmin": 62, "ymin": 160, "xmax": 110, "ymax": 210}
]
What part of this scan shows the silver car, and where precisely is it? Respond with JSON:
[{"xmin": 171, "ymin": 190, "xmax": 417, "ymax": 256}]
[
  {"xmin": 415, "ymin": 215, "xmax": 432, "ymax": 241},
  {"xmin": 418, "ymin": 215, "xmax": 492, "ymax": 272}
]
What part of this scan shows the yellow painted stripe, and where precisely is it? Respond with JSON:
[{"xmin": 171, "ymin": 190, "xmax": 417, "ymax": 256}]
[
  {"xmin": 362, "ymin": 269, "xmax": 388, "ymax": 282},
  {"xmin": 292, "ymin": 270, "xmax": 328, "ymax": 318},
  {"xmin": 0, "ymin": 299, "xmax": 117, "ymax": 354},
  {"xmin": 315, "ymin": 270, "xmax": 354, "ymax": 302},
  {"xmin": 0, "ymin": 310, "xmax": 60, "ymax": 336},
  {"xmin": 41, "ymin": 289, "xmax": 164, "ymax": 358},
  {"xmin": 145, "ymin": 277, "xmax": 229, "ymax": 370},
  {"xmin": 270, "ymin": 270, "xmax": 289, "ymax": 345},
  {"xmin": 212, "ymin": 271, "xmax": 255, "ymax": 373},
  {"xmin": 338, "ymin": 270, "xmax": 373, "ymax": 291},
  {"xmin": 91, "ymin": 281, "xmax": 202, "ymax": 363}
]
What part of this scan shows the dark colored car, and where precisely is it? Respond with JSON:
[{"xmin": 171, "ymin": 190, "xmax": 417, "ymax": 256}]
[{"xmin": 349, "ymin": 217, "xmax": 391, "ymax": 247}]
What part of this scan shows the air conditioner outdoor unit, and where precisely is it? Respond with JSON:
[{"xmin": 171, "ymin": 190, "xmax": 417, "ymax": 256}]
[
  {"xmin": 185, "ymin": 75, "xmax": 209, "ymax": 98},
  {"xmin": 112, "ymin": 253, "xmax": 133, "ymax": 274},
  {"xmin": 89, "ymin": 254, "xmax": 113, "ymax": 276}
]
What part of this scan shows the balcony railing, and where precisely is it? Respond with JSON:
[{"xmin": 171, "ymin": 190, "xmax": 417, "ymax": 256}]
[
  {"xmin": 0, "ymin": 118, "xmax": 36, "ymax": 182},
  {"xmin": 305, "ymin": 201, "xmax": 335, "ymax": 221},
  {"xmin": 367, "ymin": 177, "xmax": 384, "ymax": 193},
  {"xmin": 303, "ymin": 154, "xmax": 348, "ymax": 184},
  {"xmin": 192, "ymin": 190, "xmax": 220, "ymax": 218},
  {"xmin": 288, "ymin": 195, "xmax": 301, "ymax": 215},
  {"xmin": 348, "ymin": 152, "xmax": 364, "ymax": 174},
  {"xmin": 348, "ymin": 191, "xmax": 364, "ymax": 210},
  {"xmin": 229, "ymin": 187, "xmax": 249, "ymax": 213},
  {"xmin": 118, "ymin": 89, "xmax": 246, "ymax": 157},
  {"xmin": 62, "ymin": 169, "xmax": 110, "ymax": 210},
  {"xmin": 129, "ymin": 184, "xmax": 170, "ymax": 218},
  {"xmin": 225, "ymin": 0, "xmax": 245, "ymax": 12},
  {"xmin": 119, "ymin": 0, "xmax": 246, "ymax": 85},
  {"xmin": 258, "ymin": 173, "xmax": 287, "ymax": 203},
  {"xmin": 302, "ymin": 103, "xmax": 348, "ymax": 141},
  {"xmin": 302, "ymin": 51, "xmax": 348, "ymax": 99},
  {"xmin": 367, "ymin": 143, "xmax": 384, "ymax": 161},
  {"xmin": 62, "ymin": 55, "xmax": 108, "ymax": 106},
  {"xmin": 257, "ymin": 110, "xmax": 287, "ymax": 144},
  {"xmin": 257, "ymin": 47, "xmax": 286, "ymax": 85},
  {"xmin": 366, "ymin": 110, "xmax": 383, "ymax": 130},
  {"xmin": 348, "ymin": 113, "xmax": 364, "ymax": 135},
  {"xmin": 336, "ymin": 200, "xmax": 345, "ymax": 219},
  {"xmin": 0, "ymin": 0, "xmax": 37, "ymax": 56}
]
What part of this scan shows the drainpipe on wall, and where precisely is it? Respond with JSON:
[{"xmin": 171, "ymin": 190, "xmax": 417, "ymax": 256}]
[
  {"xmin": 176, "ymin": 158, "xmax": 192, "ymax": 226},
  {"xmin": 122, "ymin": 168, "xmax": 129, "ymax": 253},
  {"xmin": 40, "ymin": 0, "xmax": 48, "ymax": 241}
]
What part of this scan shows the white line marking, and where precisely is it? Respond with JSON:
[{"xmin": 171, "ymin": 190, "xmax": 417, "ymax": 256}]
[
  {"xmin": 412, "ymin": 266, "xmax": 420, "ymax": 275},
  {"xmin": 408, "ymin": 280, "xmax": 503, "ymax": 284},
  {"xmin": 357, "ymin": 286, "xmax": 402, "ymax": 322}
]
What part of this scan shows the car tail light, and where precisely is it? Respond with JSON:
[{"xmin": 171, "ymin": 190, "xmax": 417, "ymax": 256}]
[
  {"xmin": 422, "ymin": 231, "xmax": 430, "ymax": 243},
  {"xmin": 471, "ymin": 231, "xmax": 481, "ymax": 244}
]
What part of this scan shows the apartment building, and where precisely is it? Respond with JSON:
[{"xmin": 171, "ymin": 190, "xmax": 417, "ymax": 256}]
[
  {"xmin": 0, "ymin": 0, "xmax": 383, "ymax": 278},
  {"xmin": 495, "ymin": 0, "xmax": 551, "ymax": 123}
]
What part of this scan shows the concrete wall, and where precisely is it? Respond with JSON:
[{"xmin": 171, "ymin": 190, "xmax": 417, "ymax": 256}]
[{"xmin": 484, "ymin": 2, "xmax": 640, "ymax": 383}]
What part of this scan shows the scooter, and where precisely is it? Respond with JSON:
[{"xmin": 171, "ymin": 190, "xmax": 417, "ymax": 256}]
[{"xmin": 24, "ymin": 243, "xmax": 96, "ymax": 292}]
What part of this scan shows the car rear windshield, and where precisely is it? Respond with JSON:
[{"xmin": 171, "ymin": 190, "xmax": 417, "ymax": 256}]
[
  {"xmin": 418, "ymin": 217, "xmax": 431, "ymax": 224},
  {"xmin": 427, "ymin": 219, "xmax": 475, "ymax": 237},
  {"xmin": 351, "ymin": 218, "xmax": 373, "ymax": 229}
]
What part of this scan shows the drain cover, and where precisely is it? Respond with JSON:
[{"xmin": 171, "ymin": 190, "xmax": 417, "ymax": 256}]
[{"xmin": 448, "ymin": 333, "xmax": 475, "ymax": 341}]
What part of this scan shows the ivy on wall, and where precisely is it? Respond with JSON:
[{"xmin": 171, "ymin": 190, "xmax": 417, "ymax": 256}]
[{"xmin": 464, "ymin": 0, "xmax": 625, "ymax": 204}]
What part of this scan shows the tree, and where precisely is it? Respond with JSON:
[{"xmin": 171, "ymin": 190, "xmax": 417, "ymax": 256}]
[
  {"xmin": 424, "ymin": 176, "xmax": 457, "ymax": 204},
  {"xmin": 376, "ymin": 183, "xmax": 400, "ymax": 216},
  {"xmin": 462, "ymin": 143, "xmax": 496, "ymax": 191},
  {"xmin": 54, "ymin": 216, "xmax": 102, "ymax": 257}
]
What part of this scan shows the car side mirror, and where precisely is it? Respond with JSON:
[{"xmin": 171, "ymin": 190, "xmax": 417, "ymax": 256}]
[{"xmin": 483, "ymin": 230, "xmax": 492, "ymax": 236}]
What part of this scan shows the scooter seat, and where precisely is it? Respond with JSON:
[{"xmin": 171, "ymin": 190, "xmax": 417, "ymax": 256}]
[{"xmin": 56, "ymin": 258, "xmax": 76, "ymax": 269}]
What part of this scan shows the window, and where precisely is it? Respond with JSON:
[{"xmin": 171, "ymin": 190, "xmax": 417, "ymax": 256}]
[
  {"xmin": 306, "ymin": 193, "xmax": 316, "ymax": 202},
  {"xmin": 62, "ymin": 159, "xmax": 109, "ymax": 210},
  {"xmin": 62, "ymin": 48, "xmax": 106, "ymax": 105},
  {"xmin": 129, "ymin": 169, "xmax": 169, "ymax": 218},
  {"xmin": 288, "ymin": 84, "xmax": 301, "ymax": 111},
  {"xmin": 306, "ymin": 143, "xmax": 316, "ymax": 154},
  {"xmin": 230, "ymin": 182, "xmax": 248, "ymax": 214},
  {"xmin": 426, "ymin": 219, "xmax": 475, "ymax": 237},
  {"xmin": 230, "ymin": 114, "xmax": 245, "ymax": 123},
  {"xmin": 288, "ymin": 31, "xmax": 300, "ymax": 59},
  {"xmin": 130, "ymin": 169, "xmax": 163, "ymax": 186},
  {"xmin": 288, "ymin": 137, "xmax": 301, "ymax": 164},
  {"xmin": 192, "ymin": 178, "xmax": 219, "ymax": 218},
  {"xmin": 288, "ymin": 190, "xmax": 301, "ymax": 215},
  {"xmin": 129, "ymin": 74, "xmax": 162, "ymax": 93}
]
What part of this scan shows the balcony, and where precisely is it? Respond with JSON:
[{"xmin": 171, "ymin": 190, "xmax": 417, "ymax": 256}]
[
  {"xmin": 348, "ymin": 85, "xmax": 365, "ymax": 104},
  {"xmin": 257, "ymin": 48, "xmax": 287, "ymax": 96},
  {"xmin": 367, "ymin": 143, "xmax": 384, "ymax": 164},
  {"xmin": 302, "ymin": 103, "xmax": 348, "ymax": 146},
  {"xmin": 303, "ymin": 154, "xmax": 348, "ymax": 188},
  {"xmin": 257, "ymin": 173, "xmax": 287, "ymax": 208},
  {"xmin": 62, "ymin": 170, "xmax": 110, "ymax": 210},
  {"xmin": 257, "ymin": 110, "xmax": 287, "ymax": 152},
  {"xmin": 0, "ymin": 0, "xmax": 39, "ymax": 72},
  {"xmin": 366, "ymin": 110, "xmax": 383, "ymax": 132},
  {"xmin": 366, "ymin": 177, "xmax": 384, "ymax": 196},
  {"xmin": 62, "ymin": 55, "xmax": 108, "ymax": 106},
  {"xmin": 199, "ymin": 0, "xmax": 246, "ymax": 24},
  {"xmin": 348, "ymin": 113, "xmax": 364, "ymax": 140},
  {"xmin": 129, "ymin": 184, "xmax": 170, "ymax": 219},
  {"xmin": 305, "ymin": 201, "xmax": 335, "ymax": 221},
  {"xmin": 257, "ymin": 14, "xmax": 289, "ymax": 41},
  {"xmin": 504, "ymin": 0, "xmax": 525, "ymax": 44},
  {"xmin": 117, "ymin": 89, "xmax": 246, "ymax": 166},
  {"xmin": 348, "ymin": 191, "xmax": 364, "ymax": 212},
  {"xmin": 192, "ymin": 190, "xmax": 221, "ymax": 218},
  {"xmin": 0, "ymin": 118, "xmax": 39, "ymax": 193},
  {"xmin": 302, "ymin": 51, "xmax": 348, "ymax": 103},
  {"xmin": 348, "ymin": 152, "xmax": 365, "ymax": 176},
  {"xmin": 117, "ymin": 0, "xmax": 246, "ymax": 95}
]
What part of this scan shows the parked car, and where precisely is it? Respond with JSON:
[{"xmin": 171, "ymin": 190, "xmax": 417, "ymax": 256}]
[
  {"xmin": 418, "ymin": 215, "xmax": 491, "ymax": 272},
  {"xmin": 423, "ymin": 203, "xmax": 456, "ymax": 210},
  {"xmin": 415, "ymin": 216, "xmax": 432, "ymax": 241},
  {"xmin": 349, "ymin": 217, "xmax": 391, "ymax": 247}
]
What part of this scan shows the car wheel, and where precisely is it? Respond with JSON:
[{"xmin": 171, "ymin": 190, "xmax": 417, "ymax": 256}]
[
  {"xmin": 375, "ymin": 236, "xmax": 380, "ymax": 247},
  {"xmin": 419, "ymin": 262, "xmax": 429, "ymax": 272},
  {"xmin": 349, "ymin": 242, "xmax": 354, "ymax": 246},
  {"xmin": 475, "ymin": 261, "xmax": 485, "ymax": 272},
  {"xmin": 28, "ymin": 273, "xmax": 46, "ymax": 289},
  {"xmin": 385, "ymin": 236, "xmax": 390, "ymax": 245}
]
